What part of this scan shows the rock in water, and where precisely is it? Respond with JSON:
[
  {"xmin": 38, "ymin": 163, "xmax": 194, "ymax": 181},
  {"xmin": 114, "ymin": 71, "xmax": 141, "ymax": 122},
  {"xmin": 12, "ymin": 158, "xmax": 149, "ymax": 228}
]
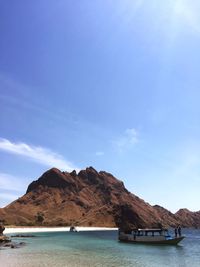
[
  {"xmin": 0, "ymin": 221, "xmax": 11, "ymax": 244},
  {"xmin": 0, "ymin": 222, "xmax": 5, "ymax": 235}
]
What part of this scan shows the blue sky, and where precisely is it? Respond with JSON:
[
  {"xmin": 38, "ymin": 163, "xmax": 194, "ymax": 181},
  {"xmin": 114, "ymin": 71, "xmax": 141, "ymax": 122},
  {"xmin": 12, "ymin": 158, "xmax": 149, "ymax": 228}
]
[{"xmin": 0, "ymin": 0, "xmax": 200, "ymax": 212}]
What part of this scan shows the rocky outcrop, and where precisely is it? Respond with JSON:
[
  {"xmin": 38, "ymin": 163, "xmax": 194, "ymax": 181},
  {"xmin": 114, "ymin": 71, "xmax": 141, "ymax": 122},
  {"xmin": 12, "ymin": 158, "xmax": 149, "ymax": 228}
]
[
  {"xmin": 0, "ymin": 221, "xmax": 11, "ymax": 245},
  {"xmin": 0, "ymin": 235, "xmax": 10, "ymax": 244},
  {"xmin": 175, "ymin": 209, "xmax": 200, "ymax": 228},
  {"xmin": 0, "ymin": 240, "xmax": 25, "ymax": 249},
  {"xmin": 153, "ymin": 205, "xmax": 180, "ymax": 227},
  {"xmin": 0, "ymin": 167, "xmax": 199, "ymax": 228},
  {"xmin": 0, "ymin": 223, "xmax": 5, "ymax": 235}
]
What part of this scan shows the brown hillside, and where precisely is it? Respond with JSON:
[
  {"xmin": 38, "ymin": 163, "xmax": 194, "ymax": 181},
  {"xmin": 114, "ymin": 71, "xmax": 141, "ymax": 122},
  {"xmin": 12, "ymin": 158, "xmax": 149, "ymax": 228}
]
[
  {"xmin": 0, "ymin": 167, "xmax": 199, "ymax": 228},
  {"xmin": 0, "ymin": 167, "xmax": 160, "ymax": 227},
  {"xmin": 153, "ymin": 205, "xmax": 181, "ymax": 227},
  {"xmin": 175, "ymin": 209, "xmax": 200, "ymax": 228}
]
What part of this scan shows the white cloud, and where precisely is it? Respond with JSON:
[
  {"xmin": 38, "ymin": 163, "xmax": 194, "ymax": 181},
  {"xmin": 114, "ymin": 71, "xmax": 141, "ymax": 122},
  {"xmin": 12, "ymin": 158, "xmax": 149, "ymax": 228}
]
[
  {"xmin": 0, "ymin": 173, "xmax": 25, "ymax": 191},
  {"xmin": 0, "ymin": 138, "xmax": 78, "ymax": 171},
  {"xmin": 173, "ymin": 0, "xmax": 200, "ymax": 33},
  {"xmin": 0, "ymin": 192, "xmax": 20, "ymax": 208},
  {"xmin": 0, "ymin": 173, "xmax": 24, "ymax": 207},
  {"xmin": 0, "ymin": 192, "xmax": 19, "ymax": 201},
  {"xmin": 95, "ymin": 151, "xmax": 104, "ymax": 156},
  {"xmin": 114, "ymin": 128, "xmax": 139, "ymax": 152},
  {"xmin": 125, "ymin": 128, "xmax": 139, "ymax": 145}
]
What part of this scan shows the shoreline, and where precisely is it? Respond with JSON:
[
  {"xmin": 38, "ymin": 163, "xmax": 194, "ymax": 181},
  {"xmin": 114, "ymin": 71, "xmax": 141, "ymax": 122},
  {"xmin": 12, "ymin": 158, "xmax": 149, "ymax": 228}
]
[{"xmin": 4, "ymin": 226, "xmax": 118, "ymax": 234}]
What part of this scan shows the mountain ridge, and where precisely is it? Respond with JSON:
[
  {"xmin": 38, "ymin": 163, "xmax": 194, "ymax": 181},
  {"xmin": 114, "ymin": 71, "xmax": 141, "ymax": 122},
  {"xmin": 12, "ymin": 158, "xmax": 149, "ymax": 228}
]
[{"xmin": 0, "ymin": 167, "xmax": 199, "ymax": 228}]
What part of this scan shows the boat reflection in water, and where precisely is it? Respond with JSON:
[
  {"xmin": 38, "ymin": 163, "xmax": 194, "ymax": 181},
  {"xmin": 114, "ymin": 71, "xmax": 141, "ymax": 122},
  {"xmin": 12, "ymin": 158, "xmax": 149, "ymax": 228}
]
[{"xmin": 118, "ymin": 228, "xmax": 184, "ymax": 245}]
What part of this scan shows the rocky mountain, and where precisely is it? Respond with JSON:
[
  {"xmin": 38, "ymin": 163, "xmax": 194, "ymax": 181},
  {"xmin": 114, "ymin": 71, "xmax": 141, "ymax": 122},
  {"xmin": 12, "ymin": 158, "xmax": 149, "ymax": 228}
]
[
  {"xmin": 0, "ymin": 167, "xmax": 199, "ymax": 228},
  {"xmin": 153, "ymin": 205, "xmax": 179, "ymax": 227},
  {"xmin": 175, "ymin": 209, "xmax": 200, "ymax": 228}
]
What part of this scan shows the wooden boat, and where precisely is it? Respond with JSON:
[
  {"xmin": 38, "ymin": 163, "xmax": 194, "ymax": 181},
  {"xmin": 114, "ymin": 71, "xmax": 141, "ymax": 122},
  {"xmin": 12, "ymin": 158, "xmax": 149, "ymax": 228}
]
[{"xmin": 118, "ymin": 228, "xmax": 184, "ymax": 245}]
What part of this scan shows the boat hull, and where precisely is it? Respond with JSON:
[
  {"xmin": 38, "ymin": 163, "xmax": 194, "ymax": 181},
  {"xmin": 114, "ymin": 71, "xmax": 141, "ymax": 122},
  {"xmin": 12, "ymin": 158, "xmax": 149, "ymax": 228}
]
[{"xmin": 119, "ymin": 236, "xmax": 184, "ymax": 245}]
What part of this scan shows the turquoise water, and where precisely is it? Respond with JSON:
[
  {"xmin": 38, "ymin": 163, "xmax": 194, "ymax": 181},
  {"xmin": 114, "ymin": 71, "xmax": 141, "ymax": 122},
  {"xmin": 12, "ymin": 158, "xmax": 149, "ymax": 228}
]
[{"xmin": 1, "ymin": 229, "xmax": 200, "ymax": 267}]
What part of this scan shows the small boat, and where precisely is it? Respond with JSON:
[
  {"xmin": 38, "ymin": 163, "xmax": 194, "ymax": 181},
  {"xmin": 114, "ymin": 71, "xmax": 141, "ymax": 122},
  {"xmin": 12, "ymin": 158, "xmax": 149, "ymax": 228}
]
[
  {"xmin": 69, "ymin": 226, "xmax": 78, "ymax": 232},
  {"xmin": 118, "ymin": 228, "xmax": 184, "ymax": 245}
]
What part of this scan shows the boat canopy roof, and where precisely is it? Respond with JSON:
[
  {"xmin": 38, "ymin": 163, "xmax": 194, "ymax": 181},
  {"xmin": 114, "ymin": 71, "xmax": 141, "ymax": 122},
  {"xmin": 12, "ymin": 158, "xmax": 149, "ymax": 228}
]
[{"xmin": 137, "ymin": 228, "xmax": 168, "ymax": 232}]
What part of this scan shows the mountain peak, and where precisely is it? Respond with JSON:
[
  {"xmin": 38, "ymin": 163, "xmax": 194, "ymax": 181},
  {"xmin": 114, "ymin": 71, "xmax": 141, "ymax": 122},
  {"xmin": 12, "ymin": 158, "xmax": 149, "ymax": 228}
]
[
  {"xmin": 26, "ymin": 167, "xmax": 70, "ymax": 193},
  {"xmin": 1, "ymin": 167, "xmax": 199, "ymax": 228}
]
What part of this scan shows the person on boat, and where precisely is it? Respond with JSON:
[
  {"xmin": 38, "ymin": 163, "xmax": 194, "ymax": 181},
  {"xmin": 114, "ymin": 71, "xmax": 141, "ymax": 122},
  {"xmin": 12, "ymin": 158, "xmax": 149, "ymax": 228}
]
[
  {"xmin": 174, "ymin": 228, "xmax": 177, "ymax": 238},
  {"xmin": 177, "ymin": 225, "xmax": 181, "ymax": 237}
]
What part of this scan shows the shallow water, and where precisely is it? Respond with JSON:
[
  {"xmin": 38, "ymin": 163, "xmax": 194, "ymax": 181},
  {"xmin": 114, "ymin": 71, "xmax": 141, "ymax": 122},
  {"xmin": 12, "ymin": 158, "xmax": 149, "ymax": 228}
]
[{"xmin": 1, "ymin": 229, "xmax": 200, "ymax": 267}]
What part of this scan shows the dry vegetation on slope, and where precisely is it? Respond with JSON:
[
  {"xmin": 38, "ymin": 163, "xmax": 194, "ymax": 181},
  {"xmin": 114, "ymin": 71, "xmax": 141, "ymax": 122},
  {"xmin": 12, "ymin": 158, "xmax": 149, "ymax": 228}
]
[{"xmin": 0, "ymin": 167, "xmax": 199, "ymax": 228}]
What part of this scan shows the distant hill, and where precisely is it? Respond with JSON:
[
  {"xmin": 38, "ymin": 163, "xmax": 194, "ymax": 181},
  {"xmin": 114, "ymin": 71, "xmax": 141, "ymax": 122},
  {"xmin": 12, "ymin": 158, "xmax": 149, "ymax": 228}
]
[
  {"xmin": 175, "ymin": 209, "xmax": 200, "ymax": 228},
  {"xmin": 0, "ymin": 167, "xmax": 199, "ymax": 228}
]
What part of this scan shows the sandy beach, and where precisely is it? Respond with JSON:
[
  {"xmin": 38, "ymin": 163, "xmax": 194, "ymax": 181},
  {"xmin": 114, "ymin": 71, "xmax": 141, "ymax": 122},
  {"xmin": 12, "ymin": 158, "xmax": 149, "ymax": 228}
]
[{"xmin": 4, "ymin": 226, "xmax": 117, "ymax": 234}]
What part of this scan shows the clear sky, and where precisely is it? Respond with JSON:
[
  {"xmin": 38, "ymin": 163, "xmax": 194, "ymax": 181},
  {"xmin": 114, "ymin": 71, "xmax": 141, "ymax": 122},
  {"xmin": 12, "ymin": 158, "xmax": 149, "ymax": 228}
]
[{"xmin": 0, "ymin": 0, "xmax": 200, "ymax": 212}]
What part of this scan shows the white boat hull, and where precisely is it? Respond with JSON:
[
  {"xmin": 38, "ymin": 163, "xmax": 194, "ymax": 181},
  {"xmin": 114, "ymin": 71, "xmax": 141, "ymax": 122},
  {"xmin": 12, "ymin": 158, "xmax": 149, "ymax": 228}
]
[{"xmin": 119, "ymin": 234, "xmax": 184, "ymax": 245}]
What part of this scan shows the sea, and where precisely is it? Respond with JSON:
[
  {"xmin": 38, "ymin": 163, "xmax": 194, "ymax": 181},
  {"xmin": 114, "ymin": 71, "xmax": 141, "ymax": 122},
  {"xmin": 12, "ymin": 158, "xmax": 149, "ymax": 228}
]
[{"xmin": 0, "ymin": 229, "xmax": 200, "ymax": 267}]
